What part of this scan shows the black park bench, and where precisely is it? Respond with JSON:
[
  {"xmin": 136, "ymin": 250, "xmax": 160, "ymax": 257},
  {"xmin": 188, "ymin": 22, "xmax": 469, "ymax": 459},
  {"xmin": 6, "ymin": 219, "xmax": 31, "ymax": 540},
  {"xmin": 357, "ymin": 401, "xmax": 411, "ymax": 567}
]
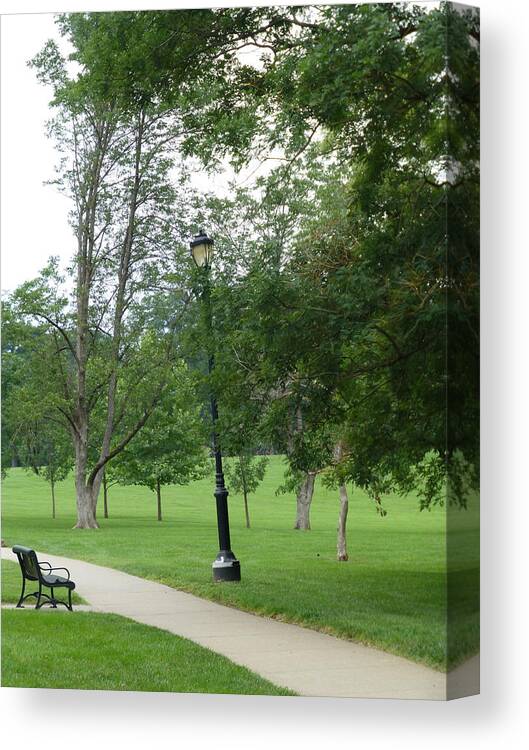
[{"xmin": 12, "ymin": 546, "xmax": 76, "ymax": 611}]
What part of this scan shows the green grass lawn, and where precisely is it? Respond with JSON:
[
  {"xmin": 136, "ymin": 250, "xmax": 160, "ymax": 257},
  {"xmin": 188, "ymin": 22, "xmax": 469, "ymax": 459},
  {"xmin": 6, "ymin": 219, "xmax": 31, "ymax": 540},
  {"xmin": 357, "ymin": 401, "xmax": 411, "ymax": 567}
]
[
  {"xmin": 1, "ymin": 609, "xmax": 293, "ymax": 695},
  {"xmin": 1, "ymin": 458, "xmax": 479, "ymax": 669},
  {"xmin": 1, "ymin": 559, "xmax": 85, "ymax": 605}
]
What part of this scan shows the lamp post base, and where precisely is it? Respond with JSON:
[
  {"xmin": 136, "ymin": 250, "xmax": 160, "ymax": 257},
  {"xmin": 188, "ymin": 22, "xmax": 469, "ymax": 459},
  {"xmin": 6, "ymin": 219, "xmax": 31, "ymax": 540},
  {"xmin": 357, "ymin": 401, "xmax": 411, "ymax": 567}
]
[{"xmin": 212, "ymin": 551, "xmax": 241, "ymax": 582}]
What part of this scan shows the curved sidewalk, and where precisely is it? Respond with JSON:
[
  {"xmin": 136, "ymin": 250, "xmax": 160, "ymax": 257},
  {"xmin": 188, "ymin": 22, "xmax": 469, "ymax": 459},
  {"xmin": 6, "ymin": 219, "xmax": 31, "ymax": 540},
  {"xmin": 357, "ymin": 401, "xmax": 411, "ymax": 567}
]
[{"xmin": 1, "ymin": 547, "xmax": 478, "ymax": 699}]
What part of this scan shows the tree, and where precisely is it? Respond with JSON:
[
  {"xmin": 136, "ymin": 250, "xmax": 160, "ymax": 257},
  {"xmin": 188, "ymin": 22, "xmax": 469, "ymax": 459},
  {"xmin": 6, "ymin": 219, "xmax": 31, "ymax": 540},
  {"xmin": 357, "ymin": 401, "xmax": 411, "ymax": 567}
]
[
  {"xmin": 15, "ymin": 424, "xmax": 72, "ymax": 520},
  {"xmin": 225, "ymin": 452, "xmax": 268, "ymax": 529},
  {"xmin": 111, "ymin": 364, "xmax": 207, "ymax": 521},
  {"xmin": 3, "ymin": 342, "xmax": 74, "ymax": 519},
  {"xmin": 331, "ymin": 442, "xmax": 349, "ymax": 562},
  {"xmin": 1, "ymin": 300, "xmax": 35, "ymax": 474},
  {"xmin": 32, "ymin": 426, "xmax": 73, "ymax": 520},
  {"xmin": 19, "ymin": 41, "xmax": 200, "ymax": 527},
  {"xmin": 243, "ymin": 6, "xmax": 476, "ymax": 506},
  {"xmin": 30, "ymin": 4, "xmax": 479, "ymax": 532},
  {"xmin": 210, "ymin": 2, "xmax": 479, "ymax": 511},
  {"xmin": 185, "ymin": 168, "xmax": 332, "ymax": 531},
  {"xmin": 101, "ymin": 467, "xmax": 119, "ymax": 519}
]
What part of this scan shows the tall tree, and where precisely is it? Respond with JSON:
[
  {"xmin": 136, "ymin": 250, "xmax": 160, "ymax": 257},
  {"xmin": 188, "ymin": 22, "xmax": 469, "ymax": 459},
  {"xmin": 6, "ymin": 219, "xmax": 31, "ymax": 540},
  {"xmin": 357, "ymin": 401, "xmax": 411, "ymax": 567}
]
[{"xmin": 20, "ymin": 43, "xmax": 198, "ymax": 527}]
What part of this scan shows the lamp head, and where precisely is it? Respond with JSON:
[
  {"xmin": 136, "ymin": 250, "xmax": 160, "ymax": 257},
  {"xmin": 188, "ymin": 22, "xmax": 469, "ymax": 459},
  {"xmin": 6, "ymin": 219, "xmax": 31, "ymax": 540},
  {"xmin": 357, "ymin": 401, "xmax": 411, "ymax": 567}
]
[{"xmin": 190, "ymin": 229, "xmax": 214, "ymax": 269}]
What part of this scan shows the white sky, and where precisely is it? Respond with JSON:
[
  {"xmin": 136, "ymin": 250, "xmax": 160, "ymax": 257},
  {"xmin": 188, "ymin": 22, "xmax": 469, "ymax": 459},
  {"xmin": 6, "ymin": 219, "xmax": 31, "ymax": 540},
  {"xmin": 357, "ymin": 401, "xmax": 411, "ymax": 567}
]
[
  {"xmin": 1, "ymin": 13, "xmax": 74, "ymax": 293},
  {"xmin": 0, "ymin": 10, "xmax": 266, "ymax": 295}
]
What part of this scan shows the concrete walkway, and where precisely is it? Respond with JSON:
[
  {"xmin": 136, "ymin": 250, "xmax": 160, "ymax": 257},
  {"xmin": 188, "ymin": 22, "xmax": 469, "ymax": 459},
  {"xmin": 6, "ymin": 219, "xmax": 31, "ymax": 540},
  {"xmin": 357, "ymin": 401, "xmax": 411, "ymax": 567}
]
[{"xmin": 1, "ymin": 547, "xmax": 478, "ymax": 700}]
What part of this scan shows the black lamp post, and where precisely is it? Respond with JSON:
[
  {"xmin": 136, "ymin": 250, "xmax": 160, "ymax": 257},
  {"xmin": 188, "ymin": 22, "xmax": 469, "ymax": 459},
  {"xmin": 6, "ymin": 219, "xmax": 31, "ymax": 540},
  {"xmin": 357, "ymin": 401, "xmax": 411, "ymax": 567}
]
[{"xmin": 190, "ymin": 230, "xmax": 241, "ymax": 582}]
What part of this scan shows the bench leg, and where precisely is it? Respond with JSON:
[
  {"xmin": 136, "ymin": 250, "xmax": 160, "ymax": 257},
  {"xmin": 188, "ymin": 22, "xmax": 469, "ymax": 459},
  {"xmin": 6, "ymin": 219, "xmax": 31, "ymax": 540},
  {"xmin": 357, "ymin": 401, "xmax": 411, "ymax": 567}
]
[
  {"xmin": 35, "ymin": 582, "xmax": 43, "ymax": 609},
  {"xmin": 15, "ymin": 578, "xmax": 26, "ymax": 608},
  {"xmin": 33, "ymin": 589, "xmax": 72, "ymax": 611}
]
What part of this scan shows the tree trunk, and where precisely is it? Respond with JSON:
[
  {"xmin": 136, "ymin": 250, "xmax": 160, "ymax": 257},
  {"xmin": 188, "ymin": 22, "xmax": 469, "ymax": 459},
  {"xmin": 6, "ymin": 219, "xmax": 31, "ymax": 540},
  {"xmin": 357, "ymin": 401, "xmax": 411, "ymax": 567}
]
[
  {"xmin": 337, "ymin": 483, "xmax": 349, "ymax": 561},
  {"xmin": 73, "ymin": 251, "xmax": 99, "ymax": 528},
  {"xmin": 239, "ymin": 456, "xmax": 251, "ymax": 528},
  {"xmin": 243, "ymin": 490, "xmax": 251, "ymax": 529},
  {"xmin": 103, "ymin": 471, "xmax": 109, "ymax": 519},
  {"xmin": 51, "ymin": 478, "xmax": 56, "ymax": 520},
  {"xmin": 74, "ymin": 445, "xmax": 99, "ymax": 528},
  {"xmin": 71, "ymin": 416, "xmax": 103, "ymax": 527},
  {"xmin": 74, "ymin": 485, "xmax": 99, "ymax": 528},
  {"xmin": 156, "ymin": 479, "xmax": 162, "ymax": 522},
  {"xmin": 294, "ymin": 471, "xmax": 315, "ymax": 530}
]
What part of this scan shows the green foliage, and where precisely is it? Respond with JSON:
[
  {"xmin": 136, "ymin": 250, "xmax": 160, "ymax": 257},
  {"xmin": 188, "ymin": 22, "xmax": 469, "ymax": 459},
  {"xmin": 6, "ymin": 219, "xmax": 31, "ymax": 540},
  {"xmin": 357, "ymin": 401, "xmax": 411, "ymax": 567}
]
[
  {"xmin": 16, "ymin": 4, "xmax": 479, "ymax": 519},
  {"xmin": 2, "ymin": 296, "xmax": 74, "ymax": 508},
  {"xmin": 225, "ymin": 454, "xmax": 268, "ymax": 498},
  {"xmin": 22, "ymin": 32, "xmax": 209, "ymax": 524},
  {"xmin": 24, "ymin": 421, "xmax": 73, "ymax": 494},
  {"xmin": 111, "ymin": 363, "xmax": 208, "ymax": 494},
  {"xmin": 184, "ymin": 3, "xmax": 479, "ymax": 508}
]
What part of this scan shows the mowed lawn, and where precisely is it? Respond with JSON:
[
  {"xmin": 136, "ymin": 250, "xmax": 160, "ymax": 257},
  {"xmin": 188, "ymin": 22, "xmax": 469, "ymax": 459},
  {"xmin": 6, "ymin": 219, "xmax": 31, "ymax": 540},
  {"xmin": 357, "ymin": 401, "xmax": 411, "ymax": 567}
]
[
  {"xmin": 1, "ymin": 609, "xmax": 292, "ymax": 695},
  {"xmin": 1, "ymin": 457, "xmax": 479, "ymax": 669}
]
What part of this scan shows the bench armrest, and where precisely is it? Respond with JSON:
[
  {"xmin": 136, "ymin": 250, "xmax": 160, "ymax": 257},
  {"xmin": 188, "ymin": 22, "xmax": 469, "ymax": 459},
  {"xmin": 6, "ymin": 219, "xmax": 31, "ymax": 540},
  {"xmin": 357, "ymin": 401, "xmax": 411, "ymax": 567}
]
[
  {"xmin": 50, "ymin": 566, "xmax": 71, "ymax": 580},
  {"xmin": 38, "ymin": 563, "xmax": 71, "ymax": 580}
]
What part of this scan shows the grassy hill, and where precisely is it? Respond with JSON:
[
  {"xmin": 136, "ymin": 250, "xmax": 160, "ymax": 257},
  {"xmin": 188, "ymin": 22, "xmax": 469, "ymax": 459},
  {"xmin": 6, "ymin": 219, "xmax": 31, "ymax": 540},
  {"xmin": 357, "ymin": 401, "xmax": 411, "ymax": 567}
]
[{"xmin": 1, "ymin": 457, "xmax": 479, "ymax": 669}]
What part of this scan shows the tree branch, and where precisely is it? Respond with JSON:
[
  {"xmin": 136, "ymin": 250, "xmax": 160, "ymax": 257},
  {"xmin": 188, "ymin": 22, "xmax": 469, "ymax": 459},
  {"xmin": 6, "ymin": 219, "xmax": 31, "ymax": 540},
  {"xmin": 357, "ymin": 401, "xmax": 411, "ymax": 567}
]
[{"xmin": 26, "ymin": 311, "xmax": 79, "ymax": 364}]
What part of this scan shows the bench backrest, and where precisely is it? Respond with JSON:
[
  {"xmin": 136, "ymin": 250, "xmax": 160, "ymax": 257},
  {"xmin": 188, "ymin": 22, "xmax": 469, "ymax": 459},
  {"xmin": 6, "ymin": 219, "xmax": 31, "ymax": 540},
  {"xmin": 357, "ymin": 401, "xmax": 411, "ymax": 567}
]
[{"xmin": 12, "ymin": 545, "xmax": 41, "ymax": 582}]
